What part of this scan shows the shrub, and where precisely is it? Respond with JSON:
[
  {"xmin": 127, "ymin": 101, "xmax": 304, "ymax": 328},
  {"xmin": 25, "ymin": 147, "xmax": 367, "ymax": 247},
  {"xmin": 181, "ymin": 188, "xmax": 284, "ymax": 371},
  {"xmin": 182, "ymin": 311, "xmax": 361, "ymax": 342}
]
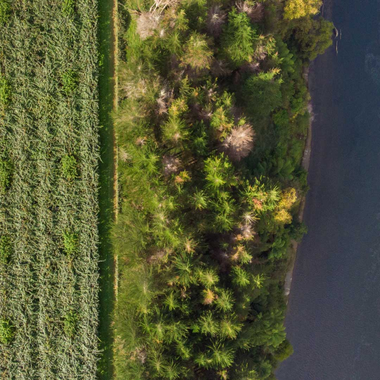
[
  {"xmin": 0, "ymin": 319, "xmax": 14, "ymax": 344},
  {"xmin": 61, "ymin": 155, "xmax": 77, "ymax": 180}
]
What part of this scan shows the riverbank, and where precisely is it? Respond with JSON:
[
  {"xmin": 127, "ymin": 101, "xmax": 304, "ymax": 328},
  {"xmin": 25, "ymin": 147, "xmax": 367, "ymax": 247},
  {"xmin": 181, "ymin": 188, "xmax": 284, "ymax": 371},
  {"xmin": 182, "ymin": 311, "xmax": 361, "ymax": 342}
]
[{"xmin": 284, "ymin": 0, "xmax": 335, "ymax": 298}]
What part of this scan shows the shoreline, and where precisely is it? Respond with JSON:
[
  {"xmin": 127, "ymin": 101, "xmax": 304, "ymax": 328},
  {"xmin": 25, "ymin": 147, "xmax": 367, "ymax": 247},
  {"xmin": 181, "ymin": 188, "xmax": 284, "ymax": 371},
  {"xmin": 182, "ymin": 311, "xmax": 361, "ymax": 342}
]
[
  {"xmin": 284, "ymin": 69, "xmax": 314, "ymax": 297},
  {"xmin": 284, "ymin": 0, "xmax": 334, "ymax": 298}
]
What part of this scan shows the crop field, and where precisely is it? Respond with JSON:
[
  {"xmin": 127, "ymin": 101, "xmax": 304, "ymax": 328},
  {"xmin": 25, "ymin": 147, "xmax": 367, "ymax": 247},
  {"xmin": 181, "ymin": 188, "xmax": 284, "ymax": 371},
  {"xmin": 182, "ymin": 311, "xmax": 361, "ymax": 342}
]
[{"xmin": 0, "ymin": 0, "xmax": 99, "ymax": 378}]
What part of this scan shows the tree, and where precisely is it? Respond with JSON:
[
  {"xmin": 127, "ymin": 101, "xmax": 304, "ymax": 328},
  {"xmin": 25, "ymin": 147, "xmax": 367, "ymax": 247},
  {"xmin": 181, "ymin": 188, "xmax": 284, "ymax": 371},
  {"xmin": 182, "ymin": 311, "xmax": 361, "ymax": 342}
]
[
  {"xmin": 162, "ymin": 98, "xmax": 189, "ymax": 145},
  {"xmin": 196, "ymin": 312, "xmax": 219, "ymax": 336},
  {"xmin": 206, "ymin": 5, "xmax": 226, "ymax": 37},
  {"xmin": 181, "ymin": 33, "xmax": 213, "ymax": 72},
  {"xmin": 294, "ymin": 18, "xmax": 333, "ymax": 60},
  {"xmin": 220, "ymin": 9, "xmax": 257, "ymax": 68},
  {"xmin": 283, "ymin": 0, "xmax": 322, "ymax": 20},
  {"xmin": 222, "ymin": 123, "xmax": 256, "ymax": 161},
  {"xmin": 242, "ymin": 71, "xmax": 282, "ymax": 122},
  {"xmin": 215, "ymin": 289, "xmax": 234, "ymax": 312},
  {"xmin": 204, "ymin": 154, "xmax": 235, "ymax": 191},
  {"xmin": 219, "ymin": 317, "xmax": 242, "ymax": 339},
  {"xmin": 273, "ymin": 339, "xmax": 294, "ymax": 361},
  {"xmin": 208, "ymin": 342, "xmax": 235, "ymax": 369}
]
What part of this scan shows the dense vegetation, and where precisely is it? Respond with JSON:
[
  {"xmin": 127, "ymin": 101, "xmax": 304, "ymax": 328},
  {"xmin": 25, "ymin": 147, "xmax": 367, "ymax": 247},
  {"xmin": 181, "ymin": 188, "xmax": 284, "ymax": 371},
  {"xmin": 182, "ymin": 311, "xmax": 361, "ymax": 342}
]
[
  {"xmin": 112, "ymin": 0, "xmax": 332, "ymax": 378},
  {"xmin": 0, "ymin": 0, "xmax": 100, "ymax": 377}
]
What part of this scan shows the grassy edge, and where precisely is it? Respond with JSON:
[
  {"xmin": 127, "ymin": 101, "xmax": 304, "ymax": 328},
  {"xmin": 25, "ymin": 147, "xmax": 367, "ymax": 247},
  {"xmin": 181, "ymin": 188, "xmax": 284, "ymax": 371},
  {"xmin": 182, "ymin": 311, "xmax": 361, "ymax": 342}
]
[{"xmin": 98, "ymin": 0, "xmax": 117, "ymax": 376}]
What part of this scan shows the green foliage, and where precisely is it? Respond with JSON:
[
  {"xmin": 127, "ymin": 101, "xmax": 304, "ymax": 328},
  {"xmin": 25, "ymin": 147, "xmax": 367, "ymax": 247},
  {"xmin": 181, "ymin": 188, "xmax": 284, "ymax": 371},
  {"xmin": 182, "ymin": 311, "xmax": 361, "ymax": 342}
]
[
  {"xmin": 64, "ymin": 310, "xmax": 78, "ymax": 337},
  {"xmin": 0, "ymin": 319, "xmax": 14, "ymax": 344},
  {"xmin": 289, "ymin": 220, "xmax": 308, "ymax": 242},
  {"xmin": 61, "ymin": 70, "xmax": 78, "ymax": 93},
  {"xmin": 274, "ymin": 339, "xmax": 294, "ymax": 361},
  {"xmin": 0, "ymin": 75, "xmax": 10, "ymax": 105},
  {"xmin": 294, "ymin": 18, "xmax": 334, "ymax": 60},
  {"xmin": 0, "ymin": 236, "xmax": 11, "ymax": 265},
  {"xmin": 196, "ymin": 312, "xmax": 219, "ymax": 336},
  {"xmin": 63, "ymin": 231, "xmax": 78, "ymax": 256},
  {"xmin": 162, "ymin": 114, "xmax": 188, "ymax": 145},
  {"xmin": 197, "ymin": 268, "xmax": 219, "ymax": 288},
  {"xmin": 284, "ymin": 0, "xmax": 322, "ymax": 20},
  {"xmin": 112, "ymin": 0, "xmax": 333, "ymax": 377},
  {"xmin": 61, "ymin": 154, "xmax": 78, "ymax": 180},
  {"xmin": 204, "ymin": 154, "xmax": 235, "ymax": 190},
  {"xmin": 0, "ymin": 158, "xmax": 12, "ymax": 193},
  {"xmin": 219, "ymin": 317, "xmax": 242, "ymax": 339},
  {"xmin": 220, "ymin": 9, "xmax": 257, "ymax": 68},
  {"xmin": 62, "ymin": 0, "xmax": 75, "ymax": 16},
  {"xmin": 206, "ymin": 342, "xmax": 235, "ymax": 369},
  {"xmin": 192, "ymin": 189, "xmax": 208, "ymax": 210},
  {"xmin": 0, "ymin": 0, "xmax": 10, "ymax": 24},
  {"xmin": 215, "ymin": 289, "xmax": 234, "ymax": 312},
  {"xmin": 180, "ymin": 33, "xmax": 213, "ymax": 71},
  {"xmin": 181, "ymin": 0, "xmax": 208, "ymax": 30},
  {"xmin": 232, "ymin": 266, "xmax": 250, "ymax": 287},
  {"xmin": 242, "ymin": 71, "xmax": 282, "ymax": 122}
]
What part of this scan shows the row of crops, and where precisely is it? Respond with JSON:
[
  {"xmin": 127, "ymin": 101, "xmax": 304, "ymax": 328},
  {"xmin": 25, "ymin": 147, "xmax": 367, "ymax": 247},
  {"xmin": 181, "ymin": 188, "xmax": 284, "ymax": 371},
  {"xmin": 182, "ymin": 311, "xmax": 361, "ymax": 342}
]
[{"xmin": 0, "ymin": 0, "xmax": 100, "ymax": 377}]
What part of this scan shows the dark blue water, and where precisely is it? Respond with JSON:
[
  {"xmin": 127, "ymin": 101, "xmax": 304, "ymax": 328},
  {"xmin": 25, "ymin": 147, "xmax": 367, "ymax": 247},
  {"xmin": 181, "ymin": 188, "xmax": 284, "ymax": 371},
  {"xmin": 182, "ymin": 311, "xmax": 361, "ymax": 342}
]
[{"xmin": 277, "ymin": 0, "xmax": 380, "ymax": 379}]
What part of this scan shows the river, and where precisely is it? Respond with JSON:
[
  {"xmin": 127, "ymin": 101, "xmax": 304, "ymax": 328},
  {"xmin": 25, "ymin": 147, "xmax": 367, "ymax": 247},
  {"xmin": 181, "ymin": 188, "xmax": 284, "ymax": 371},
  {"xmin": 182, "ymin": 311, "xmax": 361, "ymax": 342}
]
[{"xmin": 277, "ymin": 0, "xmax": 380, "ymax": 379}]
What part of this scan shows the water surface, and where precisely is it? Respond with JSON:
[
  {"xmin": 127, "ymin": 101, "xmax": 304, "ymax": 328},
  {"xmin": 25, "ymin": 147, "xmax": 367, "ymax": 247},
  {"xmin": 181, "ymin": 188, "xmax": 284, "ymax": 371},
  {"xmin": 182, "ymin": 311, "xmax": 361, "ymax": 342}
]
[{"xmin": 277, "ymin": 0, "xmax": 380, "ymax": 378}]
